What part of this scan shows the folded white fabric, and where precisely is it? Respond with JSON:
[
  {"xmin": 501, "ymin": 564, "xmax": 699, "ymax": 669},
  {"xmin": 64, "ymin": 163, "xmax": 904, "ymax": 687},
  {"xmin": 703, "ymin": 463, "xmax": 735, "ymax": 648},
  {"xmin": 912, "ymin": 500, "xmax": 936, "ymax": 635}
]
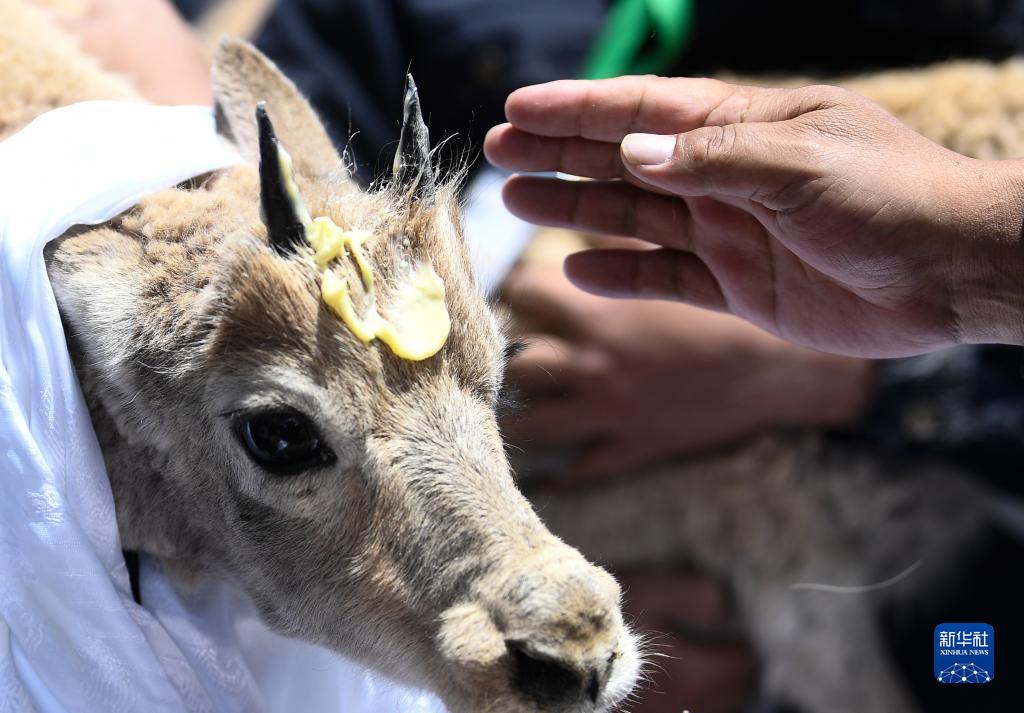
[{"xmin": 0, "ymin": 102, "xmax": 444, "ymax": 713}]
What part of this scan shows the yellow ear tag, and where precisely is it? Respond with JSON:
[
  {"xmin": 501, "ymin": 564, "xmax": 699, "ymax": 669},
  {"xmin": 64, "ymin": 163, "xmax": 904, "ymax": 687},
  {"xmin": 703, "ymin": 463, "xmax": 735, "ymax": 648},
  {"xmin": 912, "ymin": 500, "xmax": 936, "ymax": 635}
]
[
  {"xmin": 313, "ymin": 221, "xmax": 450, "ymax": 361},
  {"xmin": 275, "ymin": 144, "xmax": 450, "ymax": 361}
]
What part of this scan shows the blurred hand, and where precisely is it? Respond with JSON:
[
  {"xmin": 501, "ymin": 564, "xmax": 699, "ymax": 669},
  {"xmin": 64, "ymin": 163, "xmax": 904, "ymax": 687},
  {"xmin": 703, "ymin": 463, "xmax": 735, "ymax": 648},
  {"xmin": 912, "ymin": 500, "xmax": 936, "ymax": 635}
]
[
  {"xmin": 501, "ymin": 264, "xmax": 872, "ymax": 483},
  {"xmin": 486, "ymin": 76, "xmax": 1024, "ymax": 358},
  {"xmin": 616, "ymin": 570, "xmax": 756, "ymax": 713},
  {"xmin": 45, "ymin": 0, "xmax": 212, "ymax": 104}
]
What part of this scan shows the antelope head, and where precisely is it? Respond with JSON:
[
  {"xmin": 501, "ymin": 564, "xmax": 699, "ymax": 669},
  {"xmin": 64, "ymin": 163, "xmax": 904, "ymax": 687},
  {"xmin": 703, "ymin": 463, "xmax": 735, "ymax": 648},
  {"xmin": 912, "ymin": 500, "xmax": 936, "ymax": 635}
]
[{"xmin": 46, "ymin": 38, "xmax": 641, "ymax": 713}]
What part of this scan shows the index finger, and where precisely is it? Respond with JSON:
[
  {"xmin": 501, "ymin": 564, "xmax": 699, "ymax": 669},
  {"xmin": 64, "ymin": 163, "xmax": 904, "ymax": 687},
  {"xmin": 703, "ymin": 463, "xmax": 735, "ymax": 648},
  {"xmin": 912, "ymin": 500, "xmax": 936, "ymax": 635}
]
[{"xmin": 504, "ymin": 76, "xmax": 810, "ymax": 142}]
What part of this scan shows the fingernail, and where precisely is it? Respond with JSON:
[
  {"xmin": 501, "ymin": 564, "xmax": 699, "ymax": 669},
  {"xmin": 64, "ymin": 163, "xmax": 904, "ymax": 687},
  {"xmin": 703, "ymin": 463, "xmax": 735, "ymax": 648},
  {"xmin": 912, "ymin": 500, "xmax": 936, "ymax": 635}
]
[{"xmin": 621, "ymin": 133, "xmax": 676, "ymax": 166}]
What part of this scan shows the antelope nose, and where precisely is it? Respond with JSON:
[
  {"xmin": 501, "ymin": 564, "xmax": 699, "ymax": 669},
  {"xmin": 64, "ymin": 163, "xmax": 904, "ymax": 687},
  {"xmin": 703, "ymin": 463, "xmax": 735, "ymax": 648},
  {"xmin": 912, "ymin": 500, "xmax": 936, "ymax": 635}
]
[
  {"xmin": 508, "ymin": 640, "xmax": 612, "ymax": 707},
  {"xmin": 495, "ymin": 558, "xmax": 623, "ymax": 708},
  {"xmin": 438, "ymin": 548, "xmax": 630, "ymax": 709}
]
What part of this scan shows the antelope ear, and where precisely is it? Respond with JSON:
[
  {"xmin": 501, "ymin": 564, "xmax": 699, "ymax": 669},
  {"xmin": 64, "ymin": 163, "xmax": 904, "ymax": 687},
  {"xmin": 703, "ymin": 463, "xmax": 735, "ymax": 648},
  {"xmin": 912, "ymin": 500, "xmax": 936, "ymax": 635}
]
[
  {"xmin": 212, "ymin": 37, "xmax": 340, "ymax": 177},
  {"xmin": 393, "ymin": 74, "xmax": 436, "ymax": 200}
]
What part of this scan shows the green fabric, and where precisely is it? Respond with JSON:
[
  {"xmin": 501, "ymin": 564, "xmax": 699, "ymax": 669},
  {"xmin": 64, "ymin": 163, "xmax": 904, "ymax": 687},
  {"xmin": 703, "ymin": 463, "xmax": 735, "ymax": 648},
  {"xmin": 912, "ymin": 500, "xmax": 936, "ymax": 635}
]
[{"xmin": 583, "ymin": 0, "xmax": 694, "ymax": 79}]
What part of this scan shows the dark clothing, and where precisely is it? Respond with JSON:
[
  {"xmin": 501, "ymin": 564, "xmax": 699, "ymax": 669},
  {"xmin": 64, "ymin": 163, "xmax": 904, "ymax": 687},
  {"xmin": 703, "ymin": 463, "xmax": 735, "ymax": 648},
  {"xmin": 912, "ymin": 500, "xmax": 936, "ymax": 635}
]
[
  {"xmin": 881, "ymin": 521, "xmax": 1024, "ymax": 713},
  {"xmin": 842, "ymin": 346, "xmax": 1024, "ymax": 493},
  {"xmin": 684, "ymin": 0, "xmax": 1024, "ymax": 76},
  {"xmin": 179, "ymin": 0, "xmax": 605, "ymax": 179},
  {"xmin": 837, "ymin": 346, "xmax": 1024, "ymax": 713},
  {"xmin": 175, "ymin": 0, "xmax": 1024, "ymax": 181}
]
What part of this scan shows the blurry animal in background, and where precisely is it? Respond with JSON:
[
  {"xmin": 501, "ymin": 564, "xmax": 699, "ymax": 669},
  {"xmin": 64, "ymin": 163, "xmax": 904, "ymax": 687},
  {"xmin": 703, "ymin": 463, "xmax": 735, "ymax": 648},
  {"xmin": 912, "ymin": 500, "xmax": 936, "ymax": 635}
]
[
  {"xmin": 843, "ymin": 58, "xmax": 1024, "ymax": 160},
  {"xmin": 529, "ymin": 436, "xmax": 989, "ymax": 713},
  {"xmin": 512, "ymin": 58, "xmax": 1024, "ymax": 713},
  {"xmin": 1, "ymin": 3, "xmax": 642, "ymax": 712}
]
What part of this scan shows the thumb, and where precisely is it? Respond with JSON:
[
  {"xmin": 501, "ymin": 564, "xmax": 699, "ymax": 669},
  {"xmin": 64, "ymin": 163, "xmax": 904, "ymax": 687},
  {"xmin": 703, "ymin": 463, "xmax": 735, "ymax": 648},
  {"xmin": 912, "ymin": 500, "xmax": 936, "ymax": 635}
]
[{"xmin": 620, "ymin": 123, "xmax": 818, "ymax": 209}]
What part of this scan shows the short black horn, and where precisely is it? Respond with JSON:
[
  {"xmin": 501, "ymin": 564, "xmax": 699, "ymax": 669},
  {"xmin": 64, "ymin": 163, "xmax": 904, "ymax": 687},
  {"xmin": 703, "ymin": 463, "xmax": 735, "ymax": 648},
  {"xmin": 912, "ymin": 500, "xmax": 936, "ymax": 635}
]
[
  {"xmin": 393, "ymin": 74, "xmax": 436, "ymax": 200},
  {"xmin": 257, "ymin": 102, "xmax": 307, "ymax": 256}
]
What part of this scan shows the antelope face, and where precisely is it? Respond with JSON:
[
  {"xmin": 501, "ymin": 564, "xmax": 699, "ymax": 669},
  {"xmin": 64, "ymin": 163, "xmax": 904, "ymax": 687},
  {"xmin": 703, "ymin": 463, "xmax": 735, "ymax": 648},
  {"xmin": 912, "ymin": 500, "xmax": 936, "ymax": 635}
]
[
  {"xmin": 47, "ymin": 40, "xmax": 640, "ymax": 712},
  {"xmin": 200, "ymin": 234, "xmax": 642, "ymax": 711}
]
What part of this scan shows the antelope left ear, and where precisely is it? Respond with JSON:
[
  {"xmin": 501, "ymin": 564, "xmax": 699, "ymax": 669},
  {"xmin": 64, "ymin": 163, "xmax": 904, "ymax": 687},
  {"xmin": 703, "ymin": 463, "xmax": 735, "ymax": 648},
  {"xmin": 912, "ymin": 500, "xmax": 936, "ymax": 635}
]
[
  {"xmin": 213, "ymin": 37, "xmax": 340, "ymax": 178},
  {"xmin": 393, "ymin": 74, "xmax": 436, "ymax": 201}
]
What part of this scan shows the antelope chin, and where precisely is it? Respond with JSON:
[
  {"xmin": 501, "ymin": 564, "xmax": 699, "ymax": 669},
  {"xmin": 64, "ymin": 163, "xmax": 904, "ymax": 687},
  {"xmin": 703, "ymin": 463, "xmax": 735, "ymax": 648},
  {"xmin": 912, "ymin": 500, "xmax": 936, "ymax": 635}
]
[{"xmin": 597, "ymin": 626, "xmax": 643, "ymax": 712}]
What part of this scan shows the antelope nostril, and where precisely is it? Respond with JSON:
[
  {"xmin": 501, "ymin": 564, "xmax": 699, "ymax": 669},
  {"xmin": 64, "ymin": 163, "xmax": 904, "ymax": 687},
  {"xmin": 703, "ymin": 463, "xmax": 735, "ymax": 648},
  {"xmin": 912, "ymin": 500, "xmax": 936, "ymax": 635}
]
[{"xmin": 509, "ymin": 641, "xmax": 591, "ymax": 707}]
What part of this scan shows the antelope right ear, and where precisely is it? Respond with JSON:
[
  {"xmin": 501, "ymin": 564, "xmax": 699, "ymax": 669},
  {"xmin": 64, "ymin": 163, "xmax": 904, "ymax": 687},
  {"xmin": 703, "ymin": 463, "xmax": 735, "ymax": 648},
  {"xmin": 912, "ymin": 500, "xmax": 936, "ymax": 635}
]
[{"xmin": 212, "ymin": 37, "xmax": 340, "ymax": 178}]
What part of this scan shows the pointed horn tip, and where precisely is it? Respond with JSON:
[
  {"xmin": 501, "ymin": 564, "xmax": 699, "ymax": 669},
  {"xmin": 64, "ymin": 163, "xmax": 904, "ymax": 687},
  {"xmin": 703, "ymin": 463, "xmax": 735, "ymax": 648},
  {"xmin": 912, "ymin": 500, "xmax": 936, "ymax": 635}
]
[
  {"xmin": 404, "ymin": 75, "xmax": 420, "ymax": 106},
  {"xmin": 256, "ymin": 101, "xmax": 280, "ymax": 154}
]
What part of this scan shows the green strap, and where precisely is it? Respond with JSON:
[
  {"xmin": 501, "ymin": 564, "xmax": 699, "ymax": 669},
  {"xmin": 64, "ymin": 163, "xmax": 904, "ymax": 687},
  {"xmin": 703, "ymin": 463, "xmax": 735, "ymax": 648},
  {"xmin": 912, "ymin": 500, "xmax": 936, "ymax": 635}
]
[{"xmin": 583, "ymin": 0, "xmax": 694, "ymax": 79}]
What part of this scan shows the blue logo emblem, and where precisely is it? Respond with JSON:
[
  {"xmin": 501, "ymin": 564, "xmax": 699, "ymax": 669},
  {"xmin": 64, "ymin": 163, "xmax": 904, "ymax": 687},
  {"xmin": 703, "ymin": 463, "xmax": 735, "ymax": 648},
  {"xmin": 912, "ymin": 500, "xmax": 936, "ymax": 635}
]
[{"xmin": 934, "ymin": 623, "xmax": 994, "ymax": 684}]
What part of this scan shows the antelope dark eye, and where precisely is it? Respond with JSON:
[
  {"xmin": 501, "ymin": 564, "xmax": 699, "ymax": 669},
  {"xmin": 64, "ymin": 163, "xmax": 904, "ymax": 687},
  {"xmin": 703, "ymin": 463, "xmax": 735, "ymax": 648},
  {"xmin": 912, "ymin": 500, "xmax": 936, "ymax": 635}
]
[{"xmin": 237, "ymin": 409, "xmax": 334, "ymax": 474}]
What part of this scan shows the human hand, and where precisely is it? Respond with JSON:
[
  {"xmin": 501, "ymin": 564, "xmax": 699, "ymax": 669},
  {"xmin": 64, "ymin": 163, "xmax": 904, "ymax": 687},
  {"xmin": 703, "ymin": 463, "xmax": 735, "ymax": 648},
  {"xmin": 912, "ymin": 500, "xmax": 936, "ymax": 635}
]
[
  {"xmin": 44, "ymin": 0, "xmax": 212, "ymax": 105},
  {"xmin": 616, "ymin": 570, "xmax": 756, "ymax": 713},
  {"xmin": 485, "ymin": 77, "xmax": 1024, "ymax": 358},
  {"xmin": 502, "ymin": 264, "xmax": 871, "ymax": 483}
]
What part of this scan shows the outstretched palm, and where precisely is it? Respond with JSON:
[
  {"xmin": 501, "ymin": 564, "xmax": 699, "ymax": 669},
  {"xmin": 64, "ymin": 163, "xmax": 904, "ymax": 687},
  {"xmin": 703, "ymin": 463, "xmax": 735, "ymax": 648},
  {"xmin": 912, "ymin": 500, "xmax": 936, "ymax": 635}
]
[{"xmin": 485, "ymin": 76, "xmax": 1024, "ymax": 357}]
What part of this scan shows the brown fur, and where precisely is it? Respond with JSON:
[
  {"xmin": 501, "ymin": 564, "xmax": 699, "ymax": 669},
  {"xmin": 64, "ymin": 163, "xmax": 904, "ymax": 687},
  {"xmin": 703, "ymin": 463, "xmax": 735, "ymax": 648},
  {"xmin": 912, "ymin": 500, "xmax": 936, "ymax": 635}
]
[
  {"xmin": 846, "ymin": 59, "xmax": 1024, "ymax": 159},
  {"xmin": 0, "ymin": 1, "xmax": 139, "ymax": 140},
  {"xmin": 5, "ymin": 3, "xmax": 640, "ymax": 711}
]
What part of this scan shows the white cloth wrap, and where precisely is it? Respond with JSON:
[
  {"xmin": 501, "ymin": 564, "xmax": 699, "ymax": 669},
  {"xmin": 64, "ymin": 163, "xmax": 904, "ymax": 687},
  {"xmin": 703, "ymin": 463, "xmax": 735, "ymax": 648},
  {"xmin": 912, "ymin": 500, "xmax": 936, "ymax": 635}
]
[{"xmin": 0, "ymin": 101, "xmax": 445, "ymax": 713}]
